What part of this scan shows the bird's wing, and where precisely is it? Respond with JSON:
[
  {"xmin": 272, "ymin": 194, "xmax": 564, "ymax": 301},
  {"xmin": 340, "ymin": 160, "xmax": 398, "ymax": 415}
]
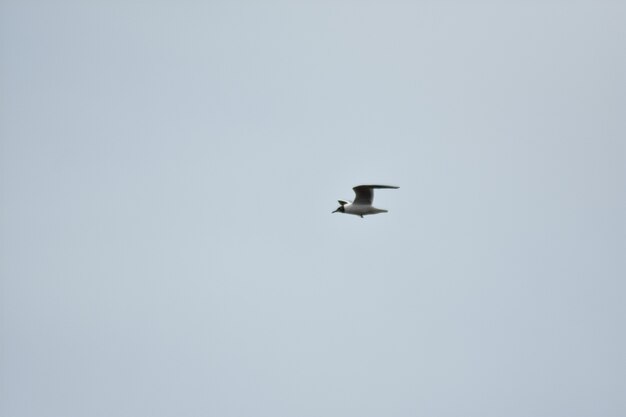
[{"xmin": 352, "ymin": 185, "xmax": 399, "ymax": 205}]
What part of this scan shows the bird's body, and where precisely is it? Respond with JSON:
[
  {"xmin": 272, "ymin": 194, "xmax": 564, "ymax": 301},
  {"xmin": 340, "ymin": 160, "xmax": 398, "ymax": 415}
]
[
  {"xmin": 341, "ymin": 204, "xmax": 388, "ymax": 216},
  {"xmin": 332, "ymin": 185, "xmax": 399, "ymax": 218}
]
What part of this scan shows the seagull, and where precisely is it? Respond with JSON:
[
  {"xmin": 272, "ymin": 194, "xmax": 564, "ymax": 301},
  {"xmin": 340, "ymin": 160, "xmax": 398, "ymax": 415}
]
[{"xmin": 332, "ymin": 185, "xmax": 399, "ymax": 218}]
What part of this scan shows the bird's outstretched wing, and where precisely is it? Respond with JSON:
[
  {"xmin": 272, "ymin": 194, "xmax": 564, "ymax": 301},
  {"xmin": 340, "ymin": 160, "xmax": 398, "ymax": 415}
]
[{"xmin": 352, "ymin": 185, "xmax": 399, "ymax": 205}]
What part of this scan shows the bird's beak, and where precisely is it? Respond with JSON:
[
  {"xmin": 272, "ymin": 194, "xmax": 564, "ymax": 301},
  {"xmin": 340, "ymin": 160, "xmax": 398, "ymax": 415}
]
[{"xmin": 332, "ymin": 208, "xmax": 339, "ymax": 213}]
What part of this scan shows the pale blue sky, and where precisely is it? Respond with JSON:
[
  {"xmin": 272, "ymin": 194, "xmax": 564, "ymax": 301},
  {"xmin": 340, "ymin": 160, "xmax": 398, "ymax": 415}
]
[{"xmin": 1, "ymin": 1, "xmax": 625, "ymax": 416}]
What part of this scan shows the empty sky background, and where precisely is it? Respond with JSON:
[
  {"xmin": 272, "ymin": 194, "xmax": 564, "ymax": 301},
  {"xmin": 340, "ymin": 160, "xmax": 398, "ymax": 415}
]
[{"xmin": 1, "ymin": 1, "xmax": 625, "ymax": 416}]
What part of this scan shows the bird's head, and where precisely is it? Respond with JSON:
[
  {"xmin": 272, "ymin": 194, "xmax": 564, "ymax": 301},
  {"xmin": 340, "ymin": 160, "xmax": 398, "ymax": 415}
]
[{"xmin": 332, "ymin": 200, "xmax": 349, "ymax": 213}]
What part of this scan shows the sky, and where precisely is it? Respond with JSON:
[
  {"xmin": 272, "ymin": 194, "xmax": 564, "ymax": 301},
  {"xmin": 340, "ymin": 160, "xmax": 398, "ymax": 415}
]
[{"xmin": 1, "ymin": 1, "xmax": 625, "ymax": 416}]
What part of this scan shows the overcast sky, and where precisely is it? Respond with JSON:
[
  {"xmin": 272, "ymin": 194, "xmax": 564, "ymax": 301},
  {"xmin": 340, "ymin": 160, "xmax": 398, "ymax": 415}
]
[{"xmin": 1, "ymin": 1, "xmax": 625, "ymax": 416}]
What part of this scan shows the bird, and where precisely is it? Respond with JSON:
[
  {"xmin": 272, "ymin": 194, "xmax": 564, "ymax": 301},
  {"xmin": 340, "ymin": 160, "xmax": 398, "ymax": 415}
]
[{"xmin": 332, "ymin": 185, "xmax": 399, "ymax": 218}]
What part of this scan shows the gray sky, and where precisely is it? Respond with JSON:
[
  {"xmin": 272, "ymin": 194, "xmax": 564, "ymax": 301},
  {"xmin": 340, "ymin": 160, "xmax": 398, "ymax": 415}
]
[{"xmin": 1, "ymin": 1, "xmax": 625, "ymax": 416}]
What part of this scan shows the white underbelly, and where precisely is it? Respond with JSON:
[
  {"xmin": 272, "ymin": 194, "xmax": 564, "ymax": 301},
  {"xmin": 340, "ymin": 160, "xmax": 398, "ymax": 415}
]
[{"xmin": 344, "ymin": 204, "xmax": 386, "ymax": 216}]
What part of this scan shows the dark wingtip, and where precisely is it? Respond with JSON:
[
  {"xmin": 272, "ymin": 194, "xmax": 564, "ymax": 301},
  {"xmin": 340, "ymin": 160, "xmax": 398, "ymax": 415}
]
[{"xmin": 354, "ymin": 184, "xmax": 400, "ymax": 189}]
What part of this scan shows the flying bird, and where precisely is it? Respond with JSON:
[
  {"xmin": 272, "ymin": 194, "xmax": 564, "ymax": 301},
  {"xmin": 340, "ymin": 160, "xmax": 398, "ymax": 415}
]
[{"xmin": 332, "ymin": 185, "xmax": 399, "ymax": 218}]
